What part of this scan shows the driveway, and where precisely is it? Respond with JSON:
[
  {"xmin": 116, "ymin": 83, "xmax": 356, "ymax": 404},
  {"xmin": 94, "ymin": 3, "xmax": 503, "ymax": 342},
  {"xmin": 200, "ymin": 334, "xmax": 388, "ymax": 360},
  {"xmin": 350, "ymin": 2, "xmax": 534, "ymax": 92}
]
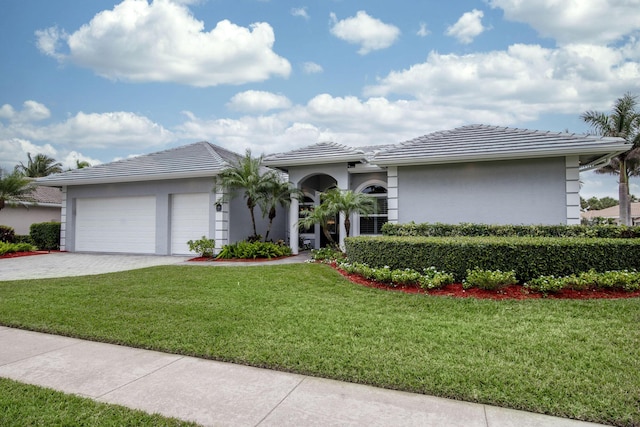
[{"xmin": 0, "ymin": 253, "xmax": 190, "ymax": 281}]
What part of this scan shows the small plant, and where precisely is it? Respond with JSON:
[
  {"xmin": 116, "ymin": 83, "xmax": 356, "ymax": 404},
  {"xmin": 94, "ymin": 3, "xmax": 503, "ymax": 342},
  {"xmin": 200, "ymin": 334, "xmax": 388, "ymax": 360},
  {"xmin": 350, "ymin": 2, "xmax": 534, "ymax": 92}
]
[
  {"xmin": 419, "ymin": 267, "xmax": 455, "ymax": 290},
  {"xmin": 0, "ymin": 225, "xmax": 15, "ymax": 243},
  {"xmin": 216, "ymin": 241, "xmax": 292, "ymax": 259},
  {"xmin": 187, "ymin": 236, "xmax": 216, "ymax": 258},
  {"xmin": 0, "ymin": 241, "xmax": 36, "ymax": 256},
  {"xmin": 525, "ymin": 269, "xmax": 640, "ymax": 294},
  {"xmin": 464, "ymin": 268, "xmax": 517, "ymax": 290},
  {"xmin": 311, "ymin": 247, "xmax": 346, "ymax": 262}
]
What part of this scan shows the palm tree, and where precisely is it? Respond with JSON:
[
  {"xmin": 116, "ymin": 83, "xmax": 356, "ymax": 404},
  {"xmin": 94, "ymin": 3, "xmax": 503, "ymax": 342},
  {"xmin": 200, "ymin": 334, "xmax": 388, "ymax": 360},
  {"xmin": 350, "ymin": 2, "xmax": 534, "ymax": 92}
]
[
  {"xmin": 298, "ymin": 202, "xmax": 337, "ymax": 246},
  {"xmin": 259, "ymin": 179, "xmax": 303, "ymax": 242},
  {"xmin": 0, "ymin": 170, "xmax": 35, "ymax": 211},
  {"xmin": 582, "ymin": 93, "xmax": 640, "ymax": 225},
  {"xmin": 216, "ymin": 149, "xmax": 278, "ymax": 239},
  {"xmin": 15, "ymin": 153, "xmax": 63, "ymax": 177},
  {"xmin": 321, "ymin": 188, "xmax": 375, "ymax": 237}
]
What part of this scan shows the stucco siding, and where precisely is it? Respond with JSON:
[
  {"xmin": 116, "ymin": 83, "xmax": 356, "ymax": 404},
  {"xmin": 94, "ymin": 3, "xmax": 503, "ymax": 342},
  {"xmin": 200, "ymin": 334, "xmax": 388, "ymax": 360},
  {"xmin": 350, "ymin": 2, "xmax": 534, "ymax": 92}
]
[
  {"xmin": 0, "ymin": 206, "xmax": 61, "ymax": 235},
  {"xmin": 397, "ymin": 157, "xmax": 567, "ymax": 225}
]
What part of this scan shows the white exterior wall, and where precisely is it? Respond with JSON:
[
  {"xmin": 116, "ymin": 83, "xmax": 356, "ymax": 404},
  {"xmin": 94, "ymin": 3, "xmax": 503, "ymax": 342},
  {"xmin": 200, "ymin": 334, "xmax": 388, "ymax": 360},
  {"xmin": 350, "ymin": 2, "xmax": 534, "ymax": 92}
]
[
  {"xmin": 397, "ymin": 157, "xmax": 568, "ymax": 225},
  {"xmin": 0, "ymin": 205, "xmax": 61, "ymax": 235}
]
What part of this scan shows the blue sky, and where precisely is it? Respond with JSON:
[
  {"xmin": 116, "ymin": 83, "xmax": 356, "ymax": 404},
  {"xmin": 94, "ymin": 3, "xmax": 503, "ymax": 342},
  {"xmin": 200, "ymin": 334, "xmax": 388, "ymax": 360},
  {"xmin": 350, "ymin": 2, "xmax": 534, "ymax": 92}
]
[{"xmin": 1, "ymin": 0, "xmax": 640, "ymax": 199}]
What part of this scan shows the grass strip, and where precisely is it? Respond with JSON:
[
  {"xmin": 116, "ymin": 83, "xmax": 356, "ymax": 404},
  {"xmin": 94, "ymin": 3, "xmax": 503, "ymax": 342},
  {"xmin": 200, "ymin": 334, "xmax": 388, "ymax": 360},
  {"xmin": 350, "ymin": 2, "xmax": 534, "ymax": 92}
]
[
  {"xmin": 0, "ymin": 263, "xmax": 638, "ymax": 426},
  {"xmin": 0, "ymin": 377, "xmax": 198, "ymax": 426}
]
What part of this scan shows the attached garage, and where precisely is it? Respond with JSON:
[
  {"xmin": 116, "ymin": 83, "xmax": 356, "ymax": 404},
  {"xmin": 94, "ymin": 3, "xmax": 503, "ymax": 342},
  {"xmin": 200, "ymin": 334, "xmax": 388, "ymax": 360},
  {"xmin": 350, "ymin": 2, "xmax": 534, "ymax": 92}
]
[
  {"xmin": 170, "ymin": 193, "xmax": 211, "ymax": 255},
  {"xmin": 76, "ymin": 196, "xmax": 156, "ymax": 254}
]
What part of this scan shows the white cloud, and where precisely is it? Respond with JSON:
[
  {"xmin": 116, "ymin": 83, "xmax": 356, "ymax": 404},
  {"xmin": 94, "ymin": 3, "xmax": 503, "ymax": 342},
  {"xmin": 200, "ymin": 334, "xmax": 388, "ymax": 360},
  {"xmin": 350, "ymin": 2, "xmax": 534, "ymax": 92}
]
[
  {"xmin": 0, "ymin": 138, "xmax": 58, "ymax": 171},
  {"xmin": 302, "ymin": 61, "xmax": 323, "ymax": 74},
  {"xmin": 445, "ymin": 9, "xmax": 487, "ymax": 44},
  {"xmin": 329, "ymin": 11, "xmax": 400, "ymax": 55},
  {"xmin": 417, "ymin": 22, "xmax": 430, "ymax": 37},
  {"xmin": 489, "ymin": 0, "xmax": 640, "ymax": 45},
  {"xmin": 227, "ymin": 90, "xmax": 292, "ymax": 113},
  {"xmin": 36, "ymin": 0, "xmax": 291, "ymax": 86},
  {"xmin": 291, "ymin": 7, "xmax": 309, "ymax": 20},
  {"xmin": 0, "ymin": 101, "xmax": 50, "ymax": 123}
]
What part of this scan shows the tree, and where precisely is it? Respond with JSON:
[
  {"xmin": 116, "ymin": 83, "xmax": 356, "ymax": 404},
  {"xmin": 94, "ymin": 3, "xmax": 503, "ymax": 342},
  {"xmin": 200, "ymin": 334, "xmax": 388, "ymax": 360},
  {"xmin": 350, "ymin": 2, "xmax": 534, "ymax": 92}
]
[
  {"xmin": 581, "ymin": 93, "xmax": 640, "ymax": 225},
  {"xmin": 15, "ymin": 153, "xmax": 63, "ymax": 177},
  {"xmin": 0, "ymin": 170, "xmax": 35, "ymax": 211},
  {"xmin": 216, "ymin": 150, "xmax": 278, "ymax": 239},
  {"xmin": 580, "ymin": 196, "xmax": 619, "ymax": 211},
  {"xmin": 298, "ymin": 202, "xmax": 337, "ymax": 246},
  {"xmin": 259, "ymin": 179, "xmax": 303, "ymax": 242},
  {"xmin": 321, "ymin": 188, "xmax": 375, "ymax": 237}
]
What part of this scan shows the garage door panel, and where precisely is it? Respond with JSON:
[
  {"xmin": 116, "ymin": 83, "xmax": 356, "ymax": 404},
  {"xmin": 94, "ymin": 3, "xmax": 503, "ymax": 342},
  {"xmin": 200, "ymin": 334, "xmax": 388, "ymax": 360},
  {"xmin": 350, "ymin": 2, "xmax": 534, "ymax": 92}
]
[
  {"xmin": 76, "ymin": 196, "xmax": 156, "ymax": 253},
  {"xmin": 171, "ymin": 193, "xmax": 210, "ymax": 255}
]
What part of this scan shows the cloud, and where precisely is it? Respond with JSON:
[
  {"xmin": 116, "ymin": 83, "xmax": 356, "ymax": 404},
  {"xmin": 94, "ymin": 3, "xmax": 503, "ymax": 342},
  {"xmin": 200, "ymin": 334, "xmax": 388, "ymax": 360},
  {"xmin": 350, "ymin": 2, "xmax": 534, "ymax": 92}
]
[
  {"xmin": 329, "ymin": 11, "xmax": 400, "ymax": 55},
  {"xmin": 489, "ymin": 0, "xmax": 640, "ymax": 45},
  {"xmin": 302, "ymin": 61, "xmax": 323, "ymax": 74},
  {"xmin": 227, "ymin": 90, "xmax": 292, "ymax": 113},
  {"xmin": 445, "ymin": 9, "xmax": 487, "ymax": 44},
  {"xmin": 0, "ymin": 101, "xmax": 51, "ymax": 123},
  {"xmin": 417, "ymin": 22, "xmax": 430, "ymax": 37},
  {"xmin": 36, "ymin": 0, "xmax": 291, "ymax": 86},
  {"xmin": 0, "ymin": 138, "xmax": 58, "ymax": 171},
  {"xmin": 291, "ymin": 7, "xmax": 309, "ymax": 20}
]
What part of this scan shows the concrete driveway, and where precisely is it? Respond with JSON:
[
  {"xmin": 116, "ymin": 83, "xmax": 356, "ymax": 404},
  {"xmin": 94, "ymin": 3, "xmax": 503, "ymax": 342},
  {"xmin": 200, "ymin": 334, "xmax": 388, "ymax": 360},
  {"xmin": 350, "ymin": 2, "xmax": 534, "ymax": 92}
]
[{"xmin": 0, "ymin": 252, "xmax": 190, "ymax": 281}]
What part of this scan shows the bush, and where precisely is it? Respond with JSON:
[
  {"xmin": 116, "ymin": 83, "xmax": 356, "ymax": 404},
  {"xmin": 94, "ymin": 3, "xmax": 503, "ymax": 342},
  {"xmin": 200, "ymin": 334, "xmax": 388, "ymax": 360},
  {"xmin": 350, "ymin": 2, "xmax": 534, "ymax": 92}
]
[
  {"xmin": 29, "ymin": 222, "xmax": 60, "ymax": 251},
  {"xmin": 14, "ymin": 235, "xmax": 33, "ymax": 244},
  {"xmin": 311, "ymin": 247, "xmax": 346, "ymax": 262},
  {"xmin": 525, "ymin": 270, "xmax": 640, "ymax": 294},
  {"xmin": 464, "ymin": 269, "xmax": 517, "ymax": 290},
  {"xmin": 0, "ymin": 241, "xmax": 36, "ymax": 255},
  {"xmin": 345, "ymin": 236, "xmax": 640, "ymax": 282},
  {"xmin": 0, "ymin": 225, "xmax": 15, "ymax": 243},
  {"xmin": 381, "ymin": 222, "xmax": 640, "ymax": 239},
  {"xmin": 187, "ymin": 236, "xmax": 216, "ymax": 257},
  {"xmin": 418, "ymin": 267, "xmax": 455, "ymax": 290},
  {"xmin": 216, "ymin": 240, "xmax": 292, "ymax": 259}
]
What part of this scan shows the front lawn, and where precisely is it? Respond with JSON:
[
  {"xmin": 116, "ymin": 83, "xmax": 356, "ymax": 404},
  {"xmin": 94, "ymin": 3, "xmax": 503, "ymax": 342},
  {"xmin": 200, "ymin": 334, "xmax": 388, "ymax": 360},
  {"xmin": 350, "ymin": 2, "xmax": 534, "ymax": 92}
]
[{"xmin": 0, "ymin": 263, "xmax": 638, "ymax": 426}]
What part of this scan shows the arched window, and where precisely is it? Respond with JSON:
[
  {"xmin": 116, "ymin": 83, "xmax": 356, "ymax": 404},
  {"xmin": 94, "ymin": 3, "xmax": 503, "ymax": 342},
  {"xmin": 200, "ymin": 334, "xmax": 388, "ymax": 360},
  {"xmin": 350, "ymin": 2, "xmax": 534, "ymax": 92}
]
[{"xmin": 360, "ymin": 184, "xmax": 387, "ymax": 235}]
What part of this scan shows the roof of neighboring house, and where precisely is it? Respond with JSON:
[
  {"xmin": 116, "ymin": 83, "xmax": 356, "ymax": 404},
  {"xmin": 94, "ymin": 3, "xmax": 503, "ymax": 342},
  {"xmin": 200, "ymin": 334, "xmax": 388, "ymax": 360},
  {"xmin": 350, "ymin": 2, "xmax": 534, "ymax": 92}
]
[
  {"xmin": 11, "ymin": 185, "xmax": 62, "ymax": 207},
  {"xmin": 263, "ymin": 142, "xmax": 369, "ymax": 167},
  {"xmin": 372, "ymin": 124, "xmax": 629, "ymax": 167},
  {"xmin": 36, "ymin": 142, "xmax": 241, "ymax": 186},
  {"xmin": 581, "ymin": 203, "xmax": 640, "ymax": 220}
]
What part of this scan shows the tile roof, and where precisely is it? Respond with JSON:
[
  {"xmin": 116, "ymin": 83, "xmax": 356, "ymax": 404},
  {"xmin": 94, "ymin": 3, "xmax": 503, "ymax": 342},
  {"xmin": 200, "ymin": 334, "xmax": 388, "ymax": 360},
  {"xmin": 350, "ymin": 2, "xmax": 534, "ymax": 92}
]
[
  {"xmin": 12, "ymin": 186, "xmax": 62, "ymax": 206},
  {"xmin": 581, "ymin": 203, "xmax": 640, "ymax": 220},
  {"xmin": 372, "ymin": 124, "xmax": 629, "ymax": 166},
  {"xmin": 263, "ymin": 142, "xmax": 368, "ymax": 167},
  {"xmin": 37, "ymin": 142, "xmax": 241, "ymax": 186}
]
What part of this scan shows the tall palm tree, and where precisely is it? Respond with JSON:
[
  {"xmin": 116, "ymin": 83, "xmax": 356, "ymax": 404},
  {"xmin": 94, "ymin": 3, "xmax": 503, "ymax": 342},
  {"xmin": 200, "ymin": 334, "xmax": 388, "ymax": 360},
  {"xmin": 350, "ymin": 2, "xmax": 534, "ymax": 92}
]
[
  {"xmin": 259, "ymin": 179, "xmax": 303, "ymax": 242},
  {"xmin": 0, "ymin": 170, "xmax": 35, "ymax": 211},
  {"xmin": 216, "ymin": 149, "xmax": 278, "ymax": 239},
  {"xmin": 298, "ymin": 202, "xmax": 337, "ymax": 246},
  {"xmin": 581, "ymin": 93, "xmax": 640, "ymax": 225},
  {"xmin": 321, "ymin": 188, "xmax": 375, "ymax": 237},
  {"xmin": 15, "ymin": 153, "xmax": 63, "ymax": 177}
]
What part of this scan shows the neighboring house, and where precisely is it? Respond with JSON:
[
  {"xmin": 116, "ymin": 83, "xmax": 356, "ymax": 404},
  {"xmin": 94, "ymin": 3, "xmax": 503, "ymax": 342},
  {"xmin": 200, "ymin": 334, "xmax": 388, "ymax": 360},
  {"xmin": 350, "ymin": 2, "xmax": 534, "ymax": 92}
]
[
  {"xmin": 581, "ymin": 203, "xmax": 640, "ymax": 225},
  {"xmin": 35, "ymin": 142, "xmax": 287, "ymax": 255},
  {"xmin": 0, "ymin": 186, "xmax": 62, "ymax": 235},
  {"xmin": 37, "ymin": 125, "xmax": 629, "ymax": 255},
  {"xmin": 263, "ymin": 125, "xmax": 629, "ymax": 253}
]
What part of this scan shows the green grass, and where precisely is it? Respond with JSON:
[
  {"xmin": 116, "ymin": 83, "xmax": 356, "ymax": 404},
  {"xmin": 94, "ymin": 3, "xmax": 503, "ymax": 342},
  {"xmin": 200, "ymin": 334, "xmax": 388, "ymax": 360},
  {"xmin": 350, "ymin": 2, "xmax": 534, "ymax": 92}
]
[
  {"xmin": 0, "ymin": 377, "xmax": 198, "ymax": 426},
  {"xmin": 0, "ymin": 263, "xmax": 639, "ymax": 426}
]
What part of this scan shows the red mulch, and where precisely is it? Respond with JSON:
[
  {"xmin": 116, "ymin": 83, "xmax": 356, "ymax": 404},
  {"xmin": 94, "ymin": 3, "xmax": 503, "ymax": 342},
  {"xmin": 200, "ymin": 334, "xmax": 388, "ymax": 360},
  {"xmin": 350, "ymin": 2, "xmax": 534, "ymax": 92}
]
[
  {"xmin": 188, "ymin": 255, "xmax": 292, "ymax": 262},
  {"xmin": 330, "ymin": 264, "xmax": 640, "ymax": 300},
  {"xmin": 0, "ymin": 251, "xmax": 50, "ymax": 259}
]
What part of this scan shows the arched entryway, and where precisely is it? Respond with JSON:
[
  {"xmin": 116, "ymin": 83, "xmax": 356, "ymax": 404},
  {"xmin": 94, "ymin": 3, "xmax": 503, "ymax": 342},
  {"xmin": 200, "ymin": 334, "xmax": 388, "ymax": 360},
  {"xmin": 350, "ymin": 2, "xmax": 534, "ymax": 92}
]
[{"xmin": 297, "ymin": 173, "xmax": 338, "ymax": 250}]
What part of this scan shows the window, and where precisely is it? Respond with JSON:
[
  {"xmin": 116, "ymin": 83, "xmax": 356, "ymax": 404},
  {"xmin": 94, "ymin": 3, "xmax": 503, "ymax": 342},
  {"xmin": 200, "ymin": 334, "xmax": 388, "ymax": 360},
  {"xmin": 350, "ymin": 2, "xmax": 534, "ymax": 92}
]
[{"xmin": 359, "ymin": 185, "xmax": 387, "ymax": 235}]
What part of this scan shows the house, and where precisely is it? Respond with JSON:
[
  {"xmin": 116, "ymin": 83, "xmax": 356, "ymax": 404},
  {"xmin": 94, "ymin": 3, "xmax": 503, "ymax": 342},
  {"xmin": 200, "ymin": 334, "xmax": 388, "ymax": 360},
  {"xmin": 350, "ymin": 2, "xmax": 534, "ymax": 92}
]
[
  {"xmin": 0, "ymin": 185, "xmax": 62, "ymax": 235},
  {"xmin": 37, "ymin": 125, "xmax": 629, "ymax": 255},
  {"xmin": 581, "ymin": 203, "xmax": 640, "ymax": 225},
  {"xmin": 35, "ymin": 142, "xmax": 287, "ymax": 255}
]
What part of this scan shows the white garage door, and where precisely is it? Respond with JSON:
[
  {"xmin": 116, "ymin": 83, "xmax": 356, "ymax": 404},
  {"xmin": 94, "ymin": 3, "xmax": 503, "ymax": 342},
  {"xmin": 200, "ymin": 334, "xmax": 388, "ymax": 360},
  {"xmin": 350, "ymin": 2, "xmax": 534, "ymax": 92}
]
[
  {"xmin": 171, "ymin": 193, "xmax": 211, "ymax": 255},
  {"xmin": 76, "ymin": 196, "xmax": 156, "ymax": 253}
]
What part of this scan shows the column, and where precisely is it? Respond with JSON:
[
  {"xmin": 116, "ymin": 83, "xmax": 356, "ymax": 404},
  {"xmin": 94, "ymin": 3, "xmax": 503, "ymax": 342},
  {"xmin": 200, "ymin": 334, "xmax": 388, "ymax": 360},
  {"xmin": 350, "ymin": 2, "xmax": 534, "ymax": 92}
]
[
  {"xmin": 565, "ymin": 156, "xmax": 581, "ymax": 225},
  {"xmin": 289, "ymin": 195, "xmax": 299, "ymax": 254},
  {"xmin": 387, "ymin": 166, "xmax": 399, "ymax": 224}
]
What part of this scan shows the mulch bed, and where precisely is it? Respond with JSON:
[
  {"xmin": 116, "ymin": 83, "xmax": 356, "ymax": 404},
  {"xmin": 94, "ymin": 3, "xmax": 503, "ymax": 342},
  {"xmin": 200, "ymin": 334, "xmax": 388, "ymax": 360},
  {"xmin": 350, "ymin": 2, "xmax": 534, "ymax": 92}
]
[
  {"xmin": 0, "ymin": 251, "xmax": 50, "ymax": 259},
  {"xmin": 330, "ymin": 263, "xmax": 640, "ymax": 300},
  {"xmin": 188, "ymin": 255, "xmax": 292, "ymax": 262}
]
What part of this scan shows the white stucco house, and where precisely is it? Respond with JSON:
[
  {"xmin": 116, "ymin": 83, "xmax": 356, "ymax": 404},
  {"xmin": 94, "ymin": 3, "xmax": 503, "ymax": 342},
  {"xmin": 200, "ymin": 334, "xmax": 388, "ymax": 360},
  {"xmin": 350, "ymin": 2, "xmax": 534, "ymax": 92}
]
[
  {"xmin": 36, "ymin": 125, "xmax": 629, "ymax": 255},
  {"xmin": 0, "ymin": 186, "xmax": 62, "ymax": 235}
]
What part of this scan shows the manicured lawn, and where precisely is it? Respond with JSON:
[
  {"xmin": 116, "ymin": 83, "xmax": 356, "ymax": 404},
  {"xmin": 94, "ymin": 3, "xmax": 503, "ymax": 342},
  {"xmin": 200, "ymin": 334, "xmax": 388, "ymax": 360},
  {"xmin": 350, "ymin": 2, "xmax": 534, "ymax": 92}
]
[
  {"xmin": 0, "ymin": 263, "xmax": 638, "ymax": 426},
  {"xmin": 0, "ymin": 377, "xmax": 197, "ymax": 426}
]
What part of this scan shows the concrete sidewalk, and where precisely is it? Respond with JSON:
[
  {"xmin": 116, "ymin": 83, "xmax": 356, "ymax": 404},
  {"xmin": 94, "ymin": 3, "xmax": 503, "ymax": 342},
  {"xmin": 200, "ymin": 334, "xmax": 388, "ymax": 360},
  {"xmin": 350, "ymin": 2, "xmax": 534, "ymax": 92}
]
[{"xmin": 0, "ymin": 327, "xmax": 604, "ymax": 427}]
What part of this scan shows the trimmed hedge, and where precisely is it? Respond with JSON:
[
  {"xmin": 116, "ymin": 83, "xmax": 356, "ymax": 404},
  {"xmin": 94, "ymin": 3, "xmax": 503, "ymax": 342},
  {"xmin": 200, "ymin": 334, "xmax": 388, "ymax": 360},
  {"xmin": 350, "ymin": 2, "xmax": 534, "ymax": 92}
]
[
  {"xmin": 29, "ymin": 222, "xmax": 61, "ymax": 251},
  {"xmin": 345, "ymin": 236, "xmax": 640, "ymax": 282},
  {"xmin": 381, "ymin": 222, "xmax": 640, "ymax": 239}
]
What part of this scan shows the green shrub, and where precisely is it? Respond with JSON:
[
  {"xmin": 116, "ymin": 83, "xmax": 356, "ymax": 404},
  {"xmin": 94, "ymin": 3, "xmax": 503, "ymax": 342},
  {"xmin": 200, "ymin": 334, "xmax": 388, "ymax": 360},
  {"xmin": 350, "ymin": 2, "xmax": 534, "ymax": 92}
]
[
  {"xmin": 418, "ymin": 267, "xmax": 455, "ymax": 290},
  {"xmin": 345, "ymin": 236, "xmax": 640, "ymax": 282},
  {"xmin": 29, "ymin": 222, "xmax": 60, "ymax": 251},
  {"xmin": 186, "ymin": 236, "xmax": 216, "ymax": 257},
  {"xmin": 464, "ymin": 268, "xmax": 517, "ymax": 290},
  {"xmin": 14, "ymin": 235, "xmax": 33, "ymax": 244},
  {"xmin": 216, "ymin": 241, "xmax": 292, "ymax": 259},
  {"xmin": 525, "ymin": 270, "xmax": 640, "ymax": 293},
  {"xmin": 311, "ymin": 247, "xmax": 346, "ymax": 262},
  {"xmin": 381, "ymin": 222, "xmax": 640, "ymax": 239},
  {"xmin": 0, "ymin": 225, "xmax": 15, "ymax": 243},
  {"xmin": 0, "ymin": 241, "xmax": 36, "ymax": 255}
]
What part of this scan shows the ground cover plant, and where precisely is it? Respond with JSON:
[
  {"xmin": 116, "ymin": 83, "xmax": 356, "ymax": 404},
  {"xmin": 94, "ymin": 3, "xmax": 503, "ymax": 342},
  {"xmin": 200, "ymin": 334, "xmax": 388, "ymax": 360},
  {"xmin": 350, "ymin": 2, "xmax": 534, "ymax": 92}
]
[
  {"xmin": 0, "ymin": 378, "xmax": 197, "ymax": 426},
  {"xmin": 0, "ymin": 241, "xmax": 36, "ymax": 256},
  {"xmin": 0, "ymin": 264, "xmax": 638, "ymax": 426}
]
